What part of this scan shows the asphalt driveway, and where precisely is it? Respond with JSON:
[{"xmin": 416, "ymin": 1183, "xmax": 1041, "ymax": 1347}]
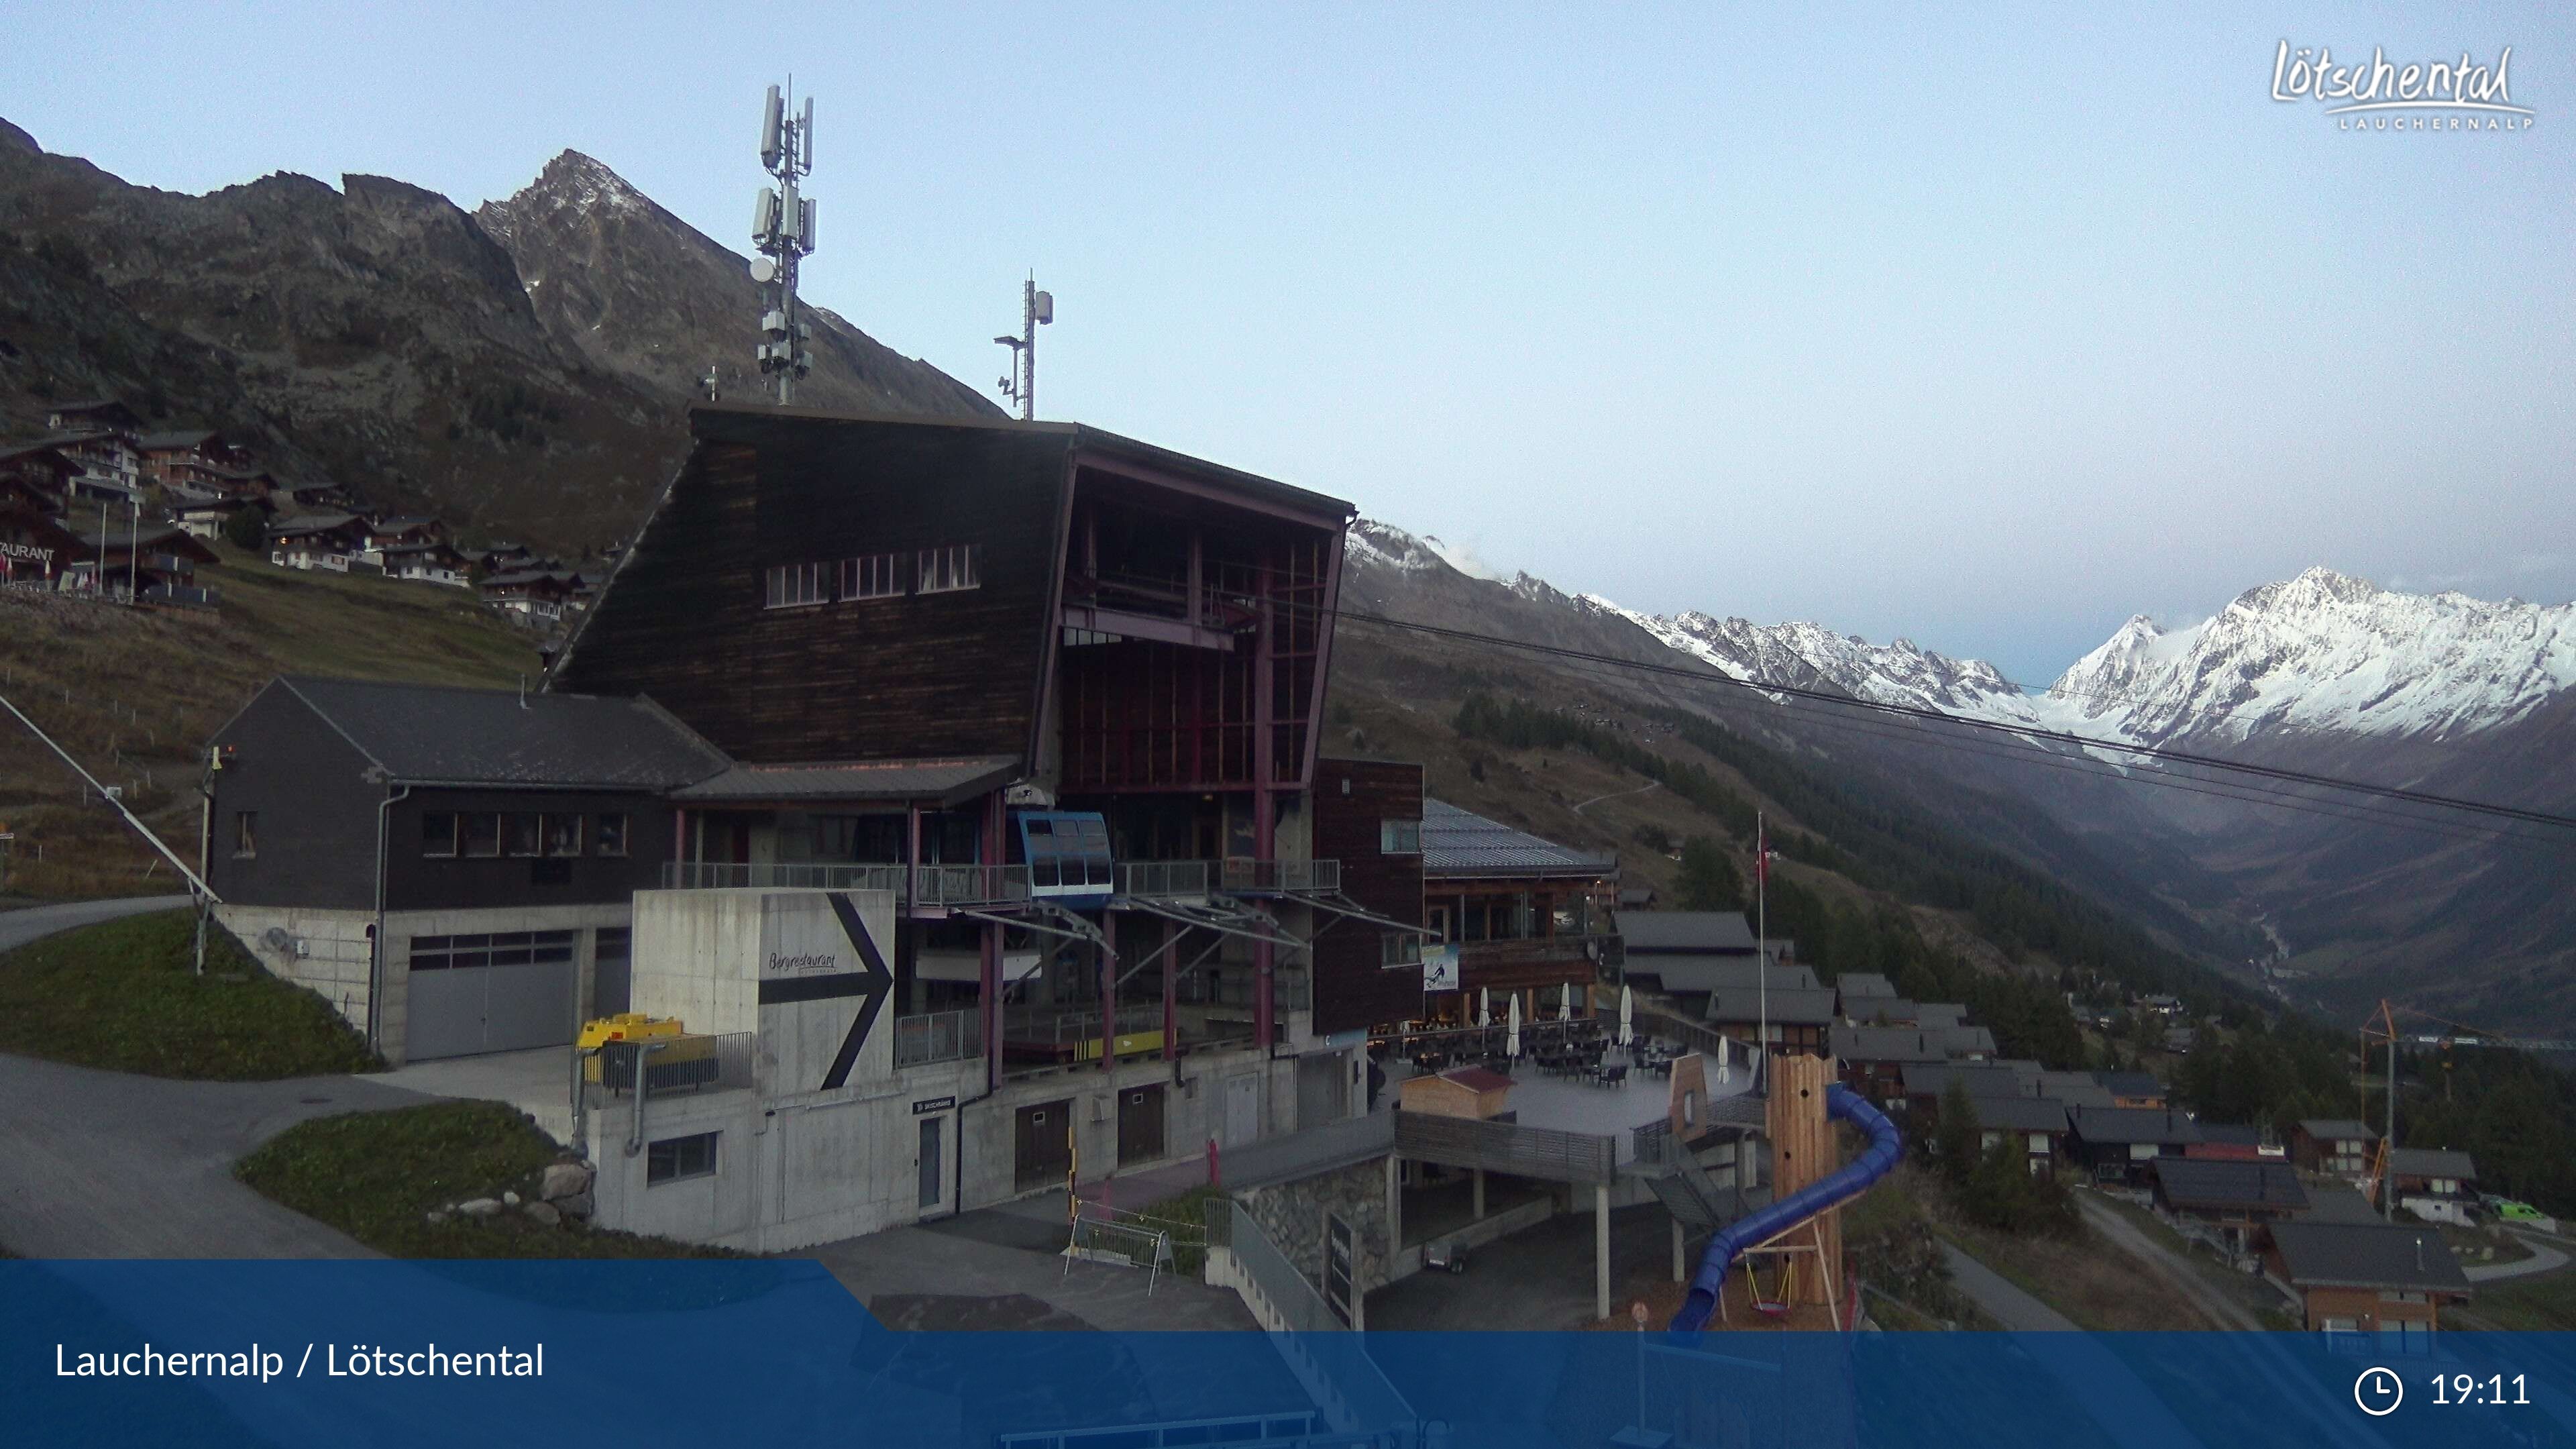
[{"xmin": 0, "ymin": 894, "xmax": 435, "ymax": 1258}]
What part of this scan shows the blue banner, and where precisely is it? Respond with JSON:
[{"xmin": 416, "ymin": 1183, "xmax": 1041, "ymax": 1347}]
[{"xmin": 5, "ymin": 1260, "xmax": 2571, "ymax": 1448}]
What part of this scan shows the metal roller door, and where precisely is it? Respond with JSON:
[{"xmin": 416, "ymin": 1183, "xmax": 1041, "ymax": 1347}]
[{"xmin": 406, "ymin": 930, "xmax": 581, "ymax": 1059}]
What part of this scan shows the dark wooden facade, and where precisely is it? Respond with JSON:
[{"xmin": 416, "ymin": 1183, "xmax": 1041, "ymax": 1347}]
[
  {"xmin": 1309, "ymin": 758, "xmax": 1426, "ymax": 1034},
  {"xmin": 204, "ymin": 686, "xmax": 385, "ymax": 911}
]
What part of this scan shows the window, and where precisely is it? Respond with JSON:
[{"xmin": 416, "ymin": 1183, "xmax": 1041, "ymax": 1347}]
[
  {"xmin": 1381, "ymin": 933, "xmax": 1423, "ymax": 968},
  {"xmin": 594, "ymin": 926, "xmax": 631, "ymax": 964},
  {"xmin": 1379, "ymin": 819, "xmax": 1421, "ymax": 855},
  {"xmin": 765, "ymin": 561, "xmax": 826, "ymax": 608},
  {"xmin": 543, "ymin": 813, "xmax": 584, "ymax": 857},
  {"xmin": 839, "ymin": 552, "xmax": 900, "ymax": 600},
  {"xmin": 408, "ymin": 930, "xmax": 578, "ymax": 971},
  {"xmin": 421, "ymin": 812, "xmax": 459, "ymax": 857},
  {"xmin": 647, "ymin": 1131, "xmax": 718, "ymax": 1185},
  {"xmin": 232, "ymin": 810, "xmax": 257, "ymax": 858},
  {"xmin": 462, "ymin": 812, "xmax": 502, "ymax": 858},
  {"xmin": 505, "ymin": 813, "xmax": 543, "ymax": 857},
  {"xmin": 596, "ymin": 812, "xmax": 629, "ymax": 857},
  {"xmin": 916, "ymin": 543, "xmax": 981, "ymax": 594}
]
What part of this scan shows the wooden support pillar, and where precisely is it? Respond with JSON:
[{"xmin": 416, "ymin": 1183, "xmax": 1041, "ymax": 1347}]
[
  {"xmin": 1671, "ymin": 1215, "xmax": 1686, "ymax": 1283},
  {"xmin": 1472, "ymin": 1168, "xmax": 1485, "ymax": 1221},
  {"xmin": 1595, "ymin": 1181, "xmax": 1613, "ymax": 1323}
]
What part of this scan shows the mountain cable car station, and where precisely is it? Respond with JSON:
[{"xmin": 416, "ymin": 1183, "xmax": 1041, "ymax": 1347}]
[{"xmin": 530, "ymin": 404, "xmax": 1430, "ymax": 1248}]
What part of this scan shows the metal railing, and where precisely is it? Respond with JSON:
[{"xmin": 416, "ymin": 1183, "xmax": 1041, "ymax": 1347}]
[
  {"xmin": 660, "ymin": 861, "xmax": 906, "ymax": 892},
  {"xmin": 579, "ymin": 1030, "xmax": 755, "ymax": 1106},
  {"xmin": 1116, "ymin": 859, "xmax": 1212, "ymax": 900},
  {"xmin": 912, "ymin": 863, "xmax": 1033, "ymax": 907},
  {"xmin": 1208, "ymin": 1199, "xmax": 1344, "ymax": 1333},
  {"xmin": 1393, "ymin": 1110, "xmax": 1619, "ymax": 1184},
  {"xmin": 1220, "ymin": 858, "xmax": 1340, "ymax": 895},
  {"xmin": 892, "ymin": 1008, "xmax": 983, "ymax": 1067},
  {"xmin": 1002, "ymin": 1002, "xmax": 1163, "ymax": 1046}
]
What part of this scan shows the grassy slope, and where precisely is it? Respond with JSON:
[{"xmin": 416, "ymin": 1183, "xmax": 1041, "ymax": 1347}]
[
  {"xmin": 0, "ymin": 907, "xmax": 378, "ymax": 1079},
  {"xmin": 235, "ymin": 1102, "xmax": 735, "ymax": 1258},
  {"xmin": 0, "ymin": 543, "xmax": 536, "ymax": 899}
]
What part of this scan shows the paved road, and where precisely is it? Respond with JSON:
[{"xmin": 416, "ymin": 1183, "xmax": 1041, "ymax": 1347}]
[
  {"xmin": 1937, "ymin": 1243, "xmax": 2078, "ymax": 1330},
  {"xmin": 0, "ymin": 889, "xmax": 435, "ymax": 1258},
  {"xmin": 0, "ymin": 1051, "xmax": 433, "ymax": 1257},
  {"xmin": 1570, "ymin": 780, "xmax": 1659, "ymax": 815},
  {"xmin": 0, "ymin": 894, "xmax": 192, "ymax": 953},
  {"xmin": 2076, "ymin": 1194, "xmax": 2261, "ymax": 1331},
  {"xmin": 2467, "ymin": 1229, "xmax": 2573, "ymax": 1282}
]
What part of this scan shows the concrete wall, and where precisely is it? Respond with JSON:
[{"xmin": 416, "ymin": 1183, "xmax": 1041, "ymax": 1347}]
[
  {"xmin": 217, "ymin": 903, "xmax": 375, "ymax": 1041},
  {"xmin": 1240, "ymin": 1157, "xmax": 1393, "ymax": 1324}
]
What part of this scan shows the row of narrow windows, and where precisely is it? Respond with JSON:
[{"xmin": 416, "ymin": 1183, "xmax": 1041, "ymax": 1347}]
[{"xmin": 765, "ymin": 545, "xmax": 981, "ymax": 608}]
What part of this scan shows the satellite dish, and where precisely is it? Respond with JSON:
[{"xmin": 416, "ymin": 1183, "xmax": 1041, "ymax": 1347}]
[{"xmin": 749, "ymin": 257, "xmax": 777, "ymax": 284}]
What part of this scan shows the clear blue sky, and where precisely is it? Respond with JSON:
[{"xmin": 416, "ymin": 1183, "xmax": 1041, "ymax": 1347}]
[{"xmin": 5, "ymin": 2, "xmax": 2569, "ymax": 682}]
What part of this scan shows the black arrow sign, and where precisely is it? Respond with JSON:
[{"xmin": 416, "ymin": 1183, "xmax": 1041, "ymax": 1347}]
[{"xmin": 818, "ymin": 892, "xmax": 894, "ymax": 1090}]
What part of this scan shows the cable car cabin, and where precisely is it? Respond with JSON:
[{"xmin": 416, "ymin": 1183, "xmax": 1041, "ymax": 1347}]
[{"xmin": 1018, "ymin": 811, "xmax": 1114, "ymax": 907}]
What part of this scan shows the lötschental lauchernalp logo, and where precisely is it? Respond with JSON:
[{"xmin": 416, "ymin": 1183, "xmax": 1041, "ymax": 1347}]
[{"xmin": 2271, "ymin": 42, "xmax": 2536, "ymax": 131}]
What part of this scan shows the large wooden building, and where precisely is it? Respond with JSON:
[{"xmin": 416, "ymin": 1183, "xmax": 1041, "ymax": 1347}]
[{"xmin": 551, "ymin": 404, "xmax": 1424, "ymax": 1092}]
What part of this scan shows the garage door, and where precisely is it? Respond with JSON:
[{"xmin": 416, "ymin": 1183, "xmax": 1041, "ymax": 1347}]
[{"xmin": 406, "ymin": 930, "xmax": 580, "ymax": 1059}]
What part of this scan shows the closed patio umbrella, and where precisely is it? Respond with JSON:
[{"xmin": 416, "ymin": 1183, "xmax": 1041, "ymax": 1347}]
[
  {"xmin": 1478, "ymin": 988, "xmax": 1491, "ymax": 1028},
  {"xmin": 1617, "ymin": 984, "xmax": 1634, "ymax": 1046},
  {"xmin": 1558, "ymin": 983, "xmax": 1573, "ymax": 1022},
  {"xmin": 1506, "ymin": 994, "xmax": 1521, "ymax": 1059}
]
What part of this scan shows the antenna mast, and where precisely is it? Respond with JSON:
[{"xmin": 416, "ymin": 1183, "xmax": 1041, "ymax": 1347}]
[
  {"xmin": 994, "ymin": 275, "xmax": 1053, "ymax": 420},
  {"xmin": 751, "ymin": 79, "xmax": 817, "ymax": 405}
]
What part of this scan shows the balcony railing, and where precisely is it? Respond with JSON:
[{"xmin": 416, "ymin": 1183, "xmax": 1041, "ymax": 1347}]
[
  {"xmin": 912, "ymin": 863, "xmax": 1033, "ymax": 907},
  {"xmin": 580, "ymin": 1030, "xmax": 755, "ymax": 1104},
  {"xmin": 661, "ymin": 861, "xmax": 908, "ymax": 892},
  {"xmin": 892, "ymin": 1008, "xmax": 984, "ymax": 1067},
  {"xmin": 1218, "ymin": 858, "xmax": 1339, "ymax": 895}
]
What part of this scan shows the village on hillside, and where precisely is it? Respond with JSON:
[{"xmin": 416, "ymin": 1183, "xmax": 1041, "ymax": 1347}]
[{"xmin": 1, "ymin": 396, "xmax": 604, "ymax": 627}]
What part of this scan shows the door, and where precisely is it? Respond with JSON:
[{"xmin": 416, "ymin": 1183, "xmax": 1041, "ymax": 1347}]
[
  {"xmin": 1014, "ymin": 1099, "xmax": 1074, "ymax": 1191},
  {"xmin": 1118, "ymin": 1085, "xmax": 1166, "ymax": 1165},
  {"xmin": 1221, "ymin": 1074, "xmax": 1260, "ymax": 1147},
  {"xmin": 917, "ymin": 1116, "xmax": 945, "ymax": 1212},
  {"xmin": 592, "ymin": 926, "xmax": 632, "ymax": 1017},
  {"xmin": 405, "ymin": 930, "xmax": 581, "ymax": 1060}
]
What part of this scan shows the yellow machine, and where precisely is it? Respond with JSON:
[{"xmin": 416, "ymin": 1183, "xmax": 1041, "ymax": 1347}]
[{"xmin": 580, "ymin": 1014, "xmax": 718, "ymax": 1089}]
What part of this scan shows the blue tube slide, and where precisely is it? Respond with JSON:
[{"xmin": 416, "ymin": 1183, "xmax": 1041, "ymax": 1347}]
[{"xmin": 1668, "ymin": 1082, "xmax": 1902, "ymax": 1333}]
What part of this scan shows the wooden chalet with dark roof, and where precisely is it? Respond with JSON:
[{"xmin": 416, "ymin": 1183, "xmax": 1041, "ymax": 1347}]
[{"xmin": 1415, "ymin": 796, "xmax": 1617, "ymax": 1026}]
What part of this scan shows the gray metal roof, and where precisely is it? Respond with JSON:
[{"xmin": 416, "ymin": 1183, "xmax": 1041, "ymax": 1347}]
[
  {"xmin": 1617, "ymin": 911, "xmax": 1757, "ymax": 953},
  {"xmin": 2152, "ymin": 1158, "xmax": 2308, "ymax": 1212},
  {"xmin": 1846, "ymin": 997, "xmax": 1920, "ymax": 1026},
  {"xmin": 2297, "ymin": 1118, "xmax": 2378, "ymax": 1142},
  {"xmin": 668, "ymin": 756, "xmax": 1020, "ymax": 808},
  {"xmin": 1419, "ymin": 798, "xmax": 1617, "ymax": 879},
  {"xmin": 2069, "ymin": 1106, "xmax": 2202, "ymax": 1146},
  {"xmin": 2270, "ymin": 1222, "xmax": 2471, "ymax": 1293},
  {"xmin": 2037, "ymin": 1073, "xmax": 2118, "ymax": 1109},
  {"xmin": 1963, "ymin": 1097, "xmax": 2070, "ymax": 1134},
  {"xmin": 2387, "ymin": 1146, "xmax": 2478, "ymax": 1180},
  {"xmin": 1626, "ymin": 955, "xmax": 1819, "ymax": 999},
  {"xmin": 1835, "ymin": 972, "xmax": 1896, "ymax": 1000},
  {"xmin": 264, "ymin": 676, "xmax": 729, "ymax": 790},
  {"xmin": 2300, "ymin": 1186, "xmax": 2385, "ymax": 1224},
  {"xmin": 1915, "ymin": 1003, "xmax": 1968, "ymax": 1030},
  {"xmin": 2095, "ymin": 1071, "xmax": 2163, "ymax": 1097},
  {"xmin": 1705, "ymin": 985, "xmax": 1836, "ymax": 1026},
  {"xmin": 1900, "ymin": 1063, "xmax": 2031, "ymax": 1100},
  {"xmin": 1830, "ymin": 1024, "xmax": 1996, "ymax": 1064}
]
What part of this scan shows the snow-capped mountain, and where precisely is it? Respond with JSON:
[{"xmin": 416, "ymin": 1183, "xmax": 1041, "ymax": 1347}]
[
  {"xmin": 2044, "ymin": 568, "xmax": 2576, "ymax": 745},
  {"xmin": 1352, "ymin": 523, "xmax": 2575, "ymax": 750}
]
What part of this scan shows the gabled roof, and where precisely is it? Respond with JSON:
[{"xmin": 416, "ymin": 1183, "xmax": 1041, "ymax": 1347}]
[
  {"xmin": 2296, "ymin": 1119, "xmax": 2378, "ymax": 1143},
  {"xmin": 138, "ymin": 429, "xmax": 219, "ymax": 451},
  {"xmin": 267, "ymin": 511, "xmax": 362, "ymax": 537},
  {"xmin": 2069, "ymin": 1106, "xmax": 2201, "ymax": 1146},
  {"xmin": 2300, "ymin": 1186, "xmax": 2385, "ymax": 1225},
  {"xmin": 1617, "ymin": 911, "xmax": 1757, "ymax": 953},
  {"xmin": 1962, "ymin": 1097, "xmax": 2070, "ymax": 1134},
  {"xmin": 2152, "ymin": 1157, "xmax": 2308, "ymax": 1212},
  {"xmin": 242, "ymin": 677, "xmax": 731, "ymax": 790},
  {"xmin": 1705, "ymin": 985, "xmax": 1835, "ymax": 1026},
  {"xmin": 1835, "ymin": 973, "xmax": 1897, "ymax": 1001},
  {"xmin": 2387, "ymin": 1147, "xmax": 2478, "ymax": 1181},
  {"xmin": 1627, "ymin": 956, "xmax": 1818, "ymax": 998},
  {"xmin": 2037, "ymin": 1071, "xmax": 2116, "ymax": 1109},
  {"xmin": 1419, "ymin": 798, "xmax": 1617, "ymax": 879},
  {"xmin": 1438, "ymin": 1067, "xmax": 1515, "ymax": 1093},
  {"xmin": 1902, "ymin": 1063, "xmax": 2031, "ymax": 1100},
  {"xmin": 2270, "ymin": 1222, "xmax": 2471, "ymax": 1294},
  {"xmin": 669, "ymin": 757, "xmax": 1020, "ymax": 808},
  {"xmin": 2094, "ymin": 1071, "xmax": 2163, "ymax": 1097},
  {"xmin": 1831, "ymin": 1023, "xmax": 1996, "ymax": 1064},
  {"xmin": 1915, "ymin": 1003, "xmax": 1968, "ymax": 1030}
]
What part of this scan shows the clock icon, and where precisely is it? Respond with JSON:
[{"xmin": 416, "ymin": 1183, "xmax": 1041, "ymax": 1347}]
[{"xmin": 2355, "ymin": 1366, "xmax": 2404, "ymax": 1417}]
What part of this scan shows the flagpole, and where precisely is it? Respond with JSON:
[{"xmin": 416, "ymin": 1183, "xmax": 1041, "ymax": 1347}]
[{"xmin": 1756, "ymin": 810, "xmax": 1767, "ymax": 1074}]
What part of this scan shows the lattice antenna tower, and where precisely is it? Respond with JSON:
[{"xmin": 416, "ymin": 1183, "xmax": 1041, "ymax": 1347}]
[{"xmin": 751, "ymin": 80, "xmax": 816, "ymax": 405}]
